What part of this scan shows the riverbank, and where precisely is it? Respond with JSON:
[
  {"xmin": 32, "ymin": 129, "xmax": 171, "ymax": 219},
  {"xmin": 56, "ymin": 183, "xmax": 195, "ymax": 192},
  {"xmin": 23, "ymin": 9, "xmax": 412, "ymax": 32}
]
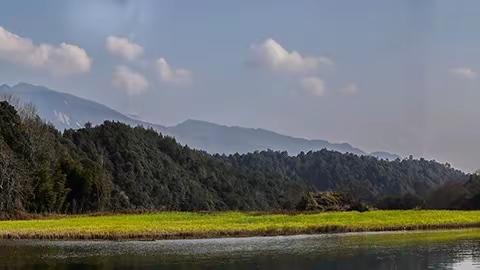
[{"xmin": 0, "ymin": 210, "xmax": 480, "ymax": 240}]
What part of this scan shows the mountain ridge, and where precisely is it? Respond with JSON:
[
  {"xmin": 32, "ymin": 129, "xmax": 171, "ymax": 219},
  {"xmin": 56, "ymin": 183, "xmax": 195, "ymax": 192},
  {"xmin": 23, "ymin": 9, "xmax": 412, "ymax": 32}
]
[
  {"xmin": 0, "ymin": 82, "xmax": 400, "ymax": 159},
  {"xmin": 169, "ymin": 118, "xmax": 366, "ymax": 155}
]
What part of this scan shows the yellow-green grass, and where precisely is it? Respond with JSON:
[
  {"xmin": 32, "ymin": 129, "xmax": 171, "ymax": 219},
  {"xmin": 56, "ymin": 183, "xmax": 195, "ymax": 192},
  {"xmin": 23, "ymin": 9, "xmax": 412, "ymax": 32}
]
[{"xmin": 1, "ymin": 210, "xmax": 480, "ymax": 240}]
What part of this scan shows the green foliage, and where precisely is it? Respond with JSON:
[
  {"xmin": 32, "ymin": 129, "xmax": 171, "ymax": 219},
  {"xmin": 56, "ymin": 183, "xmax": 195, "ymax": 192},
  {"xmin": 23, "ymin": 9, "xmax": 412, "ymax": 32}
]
[
  {"xmin": 29, "ymin": 167, "xmax": 68, "ymax": 213},
  {"xmin": 0, "ymin": 102, "xmax": 30, "ymax": 156},
  {"xmin": 61, "ymin": 158, "xmax": 111, "ymax": 213}
]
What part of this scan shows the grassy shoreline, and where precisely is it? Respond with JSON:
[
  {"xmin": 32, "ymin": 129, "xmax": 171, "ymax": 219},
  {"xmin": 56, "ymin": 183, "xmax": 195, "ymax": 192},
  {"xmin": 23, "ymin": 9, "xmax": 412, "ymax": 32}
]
[{"xmin": 1, "ymin": 210, "xmax": 480, "ymax": 240}]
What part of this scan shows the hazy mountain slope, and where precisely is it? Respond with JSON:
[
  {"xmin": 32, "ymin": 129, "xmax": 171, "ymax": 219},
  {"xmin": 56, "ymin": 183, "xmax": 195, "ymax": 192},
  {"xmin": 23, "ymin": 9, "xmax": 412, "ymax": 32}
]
[
  {"xmin": 167, "ymin": 119, "xmax": 366, "ymax": 155},
  {"xmin": 0, "ymin": 83, "xmax": 398, "ymax": 157},
  {"xmin": 0, "ymin": 83, "xmax": 166, "ymax": 131}
]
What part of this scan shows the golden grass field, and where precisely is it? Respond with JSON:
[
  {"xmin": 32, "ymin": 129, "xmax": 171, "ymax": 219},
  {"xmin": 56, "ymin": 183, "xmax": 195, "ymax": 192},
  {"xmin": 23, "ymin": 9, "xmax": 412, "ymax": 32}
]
[{"xmin": 1, "ymin": 210, "xmax": 480, "ymax": 240}]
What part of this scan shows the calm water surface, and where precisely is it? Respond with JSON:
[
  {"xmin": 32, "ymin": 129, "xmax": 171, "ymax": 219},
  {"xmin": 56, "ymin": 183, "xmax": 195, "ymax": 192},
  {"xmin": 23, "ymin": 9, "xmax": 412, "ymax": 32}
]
[{"xmin": 1, "ymin": 230, "xmax": 480, "ymax": 269}]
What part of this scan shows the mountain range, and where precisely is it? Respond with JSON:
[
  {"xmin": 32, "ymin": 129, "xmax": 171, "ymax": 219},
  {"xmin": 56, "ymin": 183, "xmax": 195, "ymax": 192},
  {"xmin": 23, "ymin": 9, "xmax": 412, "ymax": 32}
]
[{"xmin": 0, "ymin": 83, "xmax": 400, "ymax": 160}]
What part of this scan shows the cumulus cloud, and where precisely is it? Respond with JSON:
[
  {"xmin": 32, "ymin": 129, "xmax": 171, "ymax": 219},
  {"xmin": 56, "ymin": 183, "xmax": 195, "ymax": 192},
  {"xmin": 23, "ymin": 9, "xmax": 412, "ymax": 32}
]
[
  {"xmin": 112, "ymin": 65, "xmax": 148, "ymax": 96},
  {"xmin": 339, "ymin": 83, "xmax": 359, "ymax": 96},
  {"xmin": 105, "ymin": 35, "xmax": 143, "ymax": 61},
  {"xmin": 300, "ymin": 77, "xmax": 326, "ymax": 97},
  {"xmin": 450, "ymin": 67, "xmax": 477, "ymax": 80},
  {"xmin": 0, "ymin": 26, "xmax": 91, "ymax": 75},
  {"xmin": 155, "ymin": 58, "xmax": 192, "ymax": 85},
  {"xmin": 250, "ymin": 38, "xmax": 333, "ymax": 74}
]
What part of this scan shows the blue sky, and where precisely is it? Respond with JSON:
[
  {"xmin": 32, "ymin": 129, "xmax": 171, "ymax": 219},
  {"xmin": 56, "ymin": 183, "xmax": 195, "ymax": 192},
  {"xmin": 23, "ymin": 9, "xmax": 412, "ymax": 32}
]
[{"xmin": 1, "ymin": 0, "xmax": 480, "ymax": 171}]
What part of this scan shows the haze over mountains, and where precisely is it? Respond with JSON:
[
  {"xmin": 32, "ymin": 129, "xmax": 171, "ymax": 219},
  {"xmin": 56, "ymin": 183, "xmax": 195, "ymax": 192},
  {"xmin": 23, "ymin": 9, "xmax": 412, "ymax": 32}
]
[{"xmin": 0, "ymin": 83, "xmax": 400, "ymax": 160}]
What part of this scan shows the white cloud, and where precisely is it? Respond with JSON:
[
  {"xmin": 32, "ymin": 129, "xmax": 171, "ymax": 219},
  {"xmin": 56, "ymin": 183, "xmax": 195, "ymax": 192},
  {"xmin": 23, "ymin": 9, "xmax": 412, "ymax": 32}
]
[
  {"xmin": 451, "ymin": 67, "xmax": 477, "ymax": 80},
  {"xmin": 155, "ymin": 58, "xmax": 192, "ymax": 85},
  {"xmin": 339, "ymin": 83, "xmax": 359, "ymax": 96},
  {"xmin": 250, "ymin": 38, "xmax": 333, "ymax": 74},
  {"xmin": 300, "ymin": 77, "xmax": 326, "ymax": 97},
  {"xmin": 112, "ymin": 65, "xmax": 149, "ymax": 96},
  {"xmin": 0, "ymin": 26, "xmax": 91, "ymax": 75},
  {"xmin": 105, "ymin": 36, "xmax": 143, "ymax": 61}
]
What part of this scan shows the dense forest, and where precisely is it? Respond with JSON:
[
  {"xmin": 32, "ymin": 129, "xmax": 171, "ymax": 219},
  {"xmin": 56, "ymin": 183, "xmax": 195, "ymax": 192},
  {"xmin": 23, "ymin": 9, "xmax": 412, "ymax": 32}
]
[
  {"xmin": 225, "ymin": 151, "xmax": 466, "ymax": 202},
  {"xmin": 0, "ymin": 101, "xmax": 471, "ymax": 216}
]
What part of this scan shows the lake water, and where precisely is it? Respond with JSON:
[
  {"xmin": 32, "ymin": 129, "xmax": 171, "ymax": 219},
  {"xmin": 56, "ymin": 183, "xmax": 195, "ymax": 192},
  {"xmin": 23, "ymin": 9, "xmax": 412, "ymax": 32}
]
[{"xmin": 1, "ymin": 230, "xmax": 480, "ymax": 269}]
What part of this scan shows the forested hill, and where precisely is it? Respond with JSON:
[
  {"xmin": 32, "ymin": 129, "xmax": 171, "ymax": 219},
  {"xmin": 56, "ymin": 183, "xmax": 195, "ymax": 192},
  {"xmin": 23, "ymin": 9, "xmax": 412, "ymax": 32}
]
[
  {"xmin": 0, "ymin": 101, "xmax": 467, "ymax": 215},
  {"xmin": 225, "ymin": 151, "xmax": 466, "ymax": 202},
  {"xmin": 0, "ymin": 101, "xmax": 306, "ymax": 214}
]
